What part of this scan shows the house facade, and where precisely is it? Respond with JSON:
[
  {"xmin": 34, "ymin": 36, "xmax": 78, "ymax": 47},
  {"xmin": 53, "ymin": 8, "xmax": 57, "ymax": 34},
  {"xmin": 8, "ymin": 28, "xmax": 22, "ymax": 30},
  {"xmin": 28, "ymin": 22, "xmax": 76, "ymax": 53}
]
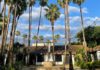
[{"xmin": 24, "ymin": 44, "xmax": 85, "ymax": 66}]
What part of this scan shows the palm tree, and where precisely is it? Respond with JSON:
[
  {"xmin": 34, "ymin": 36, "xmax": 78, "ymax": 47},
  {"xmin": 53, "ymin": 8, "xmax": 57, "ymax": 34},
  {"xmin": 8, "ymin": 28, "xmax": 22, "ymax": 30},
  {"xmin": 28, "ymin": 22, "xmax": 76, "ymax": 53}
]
[
  {"xmin": 73, "ymin": 0, "xmax": 87, "ymax": 60},
  {"xmin": 1, "ymin": 0, "xmax": 6, "ymax": 55},
  {"xmin": 33, "ymin": 35, "xmax": 38, "ymax": 46},
  {"xmin": 39, "ymin": 35, "xmax": 45, "ymax": 46},
  {"xmin": 22, "ymin": 34, "xmax": 27, "ymax": 46},
  {"xmin": 54, "ymin": 34, "xmax": 60, "ymax": 43},
  {"xmin": 27, "ymin": 0, "xmax": 35, "ymax": 47},
  {"xmin": 8, "ymin": 0, "xmax": 27, "ymax": 66},
  {"xmin": 45, "ymin": 4, "xmax": 60, "ymax": 60},
  {"xmin": 58, "ymin": 0, "xmax": 73, "ymax": 70},
  {"xmin": 15, "ymin": 30, "xmax": 20, "ymax": 42},
  {"xmin": 0, "ymin": 13, "xmax": 2, "ymax": 35},
  {"xmin": 36, "ymin": 0, "xmax": 48, "ymax": 43},
  {"xmin": 0, "ymin": 0, "xmax": 2, "ymax": 12}
]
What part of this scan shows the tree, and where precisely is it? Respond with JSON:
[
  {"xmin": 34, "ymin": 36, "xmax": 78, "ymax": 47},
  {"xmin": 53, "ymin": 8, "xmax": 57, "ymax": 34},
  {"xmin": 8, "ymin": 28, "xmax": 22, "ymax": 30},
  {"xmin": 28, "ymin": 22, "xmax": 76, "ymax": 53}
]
[
  {"xmin": 73, "ymin": 0, "xmax": 87, "ymax": 57},
  {"xmin": 22, "ymin": 34, "xmax": 27, "ymax": 46},
  {"xmin": 45, "ymin": 4, "xmax": 60, "ymax": 60},
  {"xmin": 8, "ymin": 0, "xmax": 27, "ymax": 67},
  {"xmin": 15, "ymin": 30, "xmax": 20, "ymax": 42},
  {"xmin": 54, "ymin": 34, "xmax": 60, "ymax": 43},
  {"xmin": 0, "ymin": 13, "xmax": 2, "ymax": 35},
  {"xmin": 33, "ymin": 35, "xmax": 38, "ymax": 46},
  {"xmin": 39, "ymin": 35, "xmax": 45, "ymax": 46},
  {"xmin": 39, "ymin": 35, "xmax": 44, "ymax": 42},
  {"xmin": 77, "ymin": 26, "xmax": 100, "ymax": 47},
  {"xmin": 58, "ymin": 0, "xmax": 73, "ymax": 70},
  {"xmin": 0, "ymin": 0, "xmax": 2, "ymax": 12},
  {"xmin": 27, "ymin": 0, "xmax": 35, "ymax": 47},
  {"xmin": 37, "ymin": 0, "xmax": 48, "ymax": 41}
]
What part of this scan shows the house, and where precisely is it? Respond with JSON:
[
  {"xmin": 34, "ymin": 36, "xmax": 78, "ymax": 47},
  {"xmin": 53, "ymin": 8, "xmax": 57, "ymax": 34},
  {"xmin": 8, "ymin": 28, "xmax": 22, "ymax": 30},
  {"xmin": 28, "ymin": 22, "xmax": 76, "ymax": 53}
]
[{"xmin": 23, "ymin": 44, "xmax": 86, "ymax": 66}]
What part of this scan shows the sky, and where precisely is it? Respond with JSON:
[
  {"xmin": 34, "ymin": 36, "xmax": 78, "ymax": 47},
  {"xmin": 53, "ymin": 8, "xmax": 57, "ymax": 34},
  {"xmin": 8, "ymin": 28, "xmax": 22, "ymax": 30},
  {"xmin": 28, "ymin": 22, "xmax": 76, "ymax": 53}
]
[{"xmin": 0, "ymin": 0, "xmax": 100, "ymax": 45}]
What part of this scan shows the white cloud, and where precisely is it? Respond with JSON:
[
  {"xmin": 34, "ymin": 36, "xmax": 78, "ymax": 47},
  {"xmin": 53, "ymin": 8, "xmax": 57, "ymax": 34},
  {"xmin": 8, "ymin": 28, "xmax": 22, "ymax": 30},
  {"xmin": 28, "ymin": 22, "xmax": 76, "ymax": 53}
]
[
  {"xmin": 69, "ymin": 6, "xmax": 88, "ymax": 13},
  {"xmin": 20, "ymin": 6, "xmax": 47, "ymax": 21}
]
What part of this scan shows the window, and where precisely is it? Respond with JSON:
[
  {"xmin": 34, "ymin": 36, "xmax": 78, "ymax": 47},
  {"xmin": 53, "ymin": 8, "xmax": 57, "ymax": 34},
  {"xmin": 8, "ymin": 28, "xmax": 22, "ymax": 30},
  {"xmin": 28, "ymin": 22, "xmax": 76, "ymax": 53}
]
[
  {"xmin": 37, "ymin": 54, "xmax": 44, "ymax": 62},
  {"xmin": 55, "ymin": 54, "xmax": 62, "ymax": 62}
]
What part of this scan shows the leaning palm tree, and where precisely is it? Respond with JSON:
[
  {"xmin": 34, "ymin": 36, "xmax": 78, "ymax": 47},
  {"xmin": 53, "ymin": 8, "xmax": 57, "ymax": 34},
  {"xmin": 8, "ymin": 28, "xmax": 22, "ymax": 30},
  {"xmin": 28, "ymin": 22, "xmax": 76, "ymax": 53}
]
[
  {"xmin": 27, "ymin": 0, "xmax": 35, "ymax": 47},
  {"xmin": 0, "ymin": 0, "xmax": 2, "ymax": 12},
  {"xmin": 73, "ymin": 0, "xmax": 87, "ymax": 60},
  {"xmin": 1, "ymin": 0, "xmax": 6, "ymax": 55},
  {"xmin": 58, "ymin": 0, "xmax": 73, "ymax": 70},
  {"xmin": 8, "ymin": 0, "xmax": 27, "ymax": 66},
  {"xmin": 36, "ymin": 0, "xmax": 48, "ymax": 42},
  {"xmin": 0, "ymin": 13, "xmax": 2, "ymax": 35},
  {"xmin": 45, "ymin": 4, "xmax": 60, "ymax": 60}
]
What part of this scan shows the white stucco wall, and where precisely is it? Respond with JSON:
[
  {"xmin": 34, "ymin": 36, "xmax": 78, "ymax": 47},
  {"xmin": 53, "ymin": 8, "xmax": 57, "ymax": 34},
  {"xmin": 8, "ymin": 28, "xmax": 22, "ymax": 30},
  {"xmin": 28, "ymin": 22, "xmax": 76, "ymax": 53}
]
[
  {"xmin": 97, "ymin": 51, "xmax": 100, "ymax": 60},
  {"xmin": 72, "ymin": 55, "xmax": 75, "ymax": 65}
]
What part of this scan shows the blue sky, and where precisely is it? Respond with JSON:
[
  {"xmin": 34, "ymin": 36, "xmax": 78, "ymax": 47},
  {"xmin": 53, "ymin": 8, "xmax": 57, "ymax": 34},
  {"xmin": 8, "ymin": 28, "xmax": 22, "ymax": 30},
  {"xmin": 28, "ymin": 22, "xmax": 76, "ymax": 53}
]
[{"xmin": 0, "ymin": 0, "xmax": 100, "ymax": 45}]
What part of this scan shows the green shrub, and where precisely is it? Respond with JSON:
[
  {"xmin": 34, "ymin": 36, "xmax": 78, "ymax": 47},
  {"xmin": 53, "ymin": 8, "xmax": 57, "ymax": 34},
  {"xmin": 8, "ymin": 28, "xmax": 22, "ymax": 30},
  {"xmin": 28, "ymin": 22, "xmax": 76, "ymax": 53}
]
[
  {"xmin": 80, "ymin": 62, "xmax": 88, "ymax": 69},
  {"xmin": 92, "ymin": 60, "xmax": 100, "ymax": 68}
]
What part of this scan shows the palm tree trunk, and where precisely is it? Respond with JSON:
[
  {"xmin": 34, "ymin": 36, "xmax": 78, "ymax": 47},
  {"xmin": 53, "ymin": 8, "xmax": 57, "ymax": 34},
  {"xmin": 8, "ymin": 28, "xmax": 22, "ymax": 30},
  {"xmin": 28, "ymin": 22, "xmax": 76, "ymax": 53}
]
[
  {"xmin": 0, "ymin": 2, "xmax": 1, "ymax": 13},
  {"xmin": 64, "ymin": 5, "xmax": 67, "ymax": 65},
  {"xmin": 36, "ymin": 6, "xmax": 42, "ymax": 49},
  {"xmin": 5, "ymin": 5, "xmax": 11, "ymax": 48},
  {"xmin": 79, "ymin": 5, "xmax": 87, "ymax": 60},
  {"xmin": 8, "ymin": 4, "xmax": 17, "ymax": 67},
  {"xmin": 65, "ymin": 1, "xmax": 74, "ymax": 70},
  {"xmin": 1, "ymin": 2, "xmax": 6, "ymax": 55},
  {"xmin": 51, "ymin": 23, "xmax": 54, "ymax": 61},
  {"xmin": 28, "ymin": 6, "xmax": 32, "ymax": 47},
  {"xmin": 27, "ymin": 5, "xmax": 32, "ymax": 65}
]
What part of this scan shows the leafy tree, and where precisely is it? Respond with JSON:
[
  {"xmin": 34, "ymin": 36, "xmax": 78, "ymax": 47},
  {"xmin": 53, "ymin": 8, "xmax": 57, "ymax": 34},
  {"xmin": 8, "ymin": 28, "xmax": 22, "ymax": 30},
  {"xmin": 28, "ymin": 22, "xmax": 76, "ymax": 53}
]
[{"xmin": 77, "ymin": 26, "xmax": 100, "ymax": 48}]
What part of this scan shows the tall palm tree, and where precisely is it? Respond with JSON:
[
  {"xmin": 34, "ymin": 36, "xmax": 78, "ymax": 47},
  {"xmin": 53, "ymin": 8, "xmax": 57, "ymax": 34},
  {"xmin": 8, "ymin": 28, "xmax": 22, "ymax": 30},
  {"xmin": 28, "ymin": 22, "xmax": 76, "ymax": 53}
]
[
  {"xmin": 22, "ymin": 34, "xmax": 27, "ymax": 46},
  {"xmin": 1, "ymin": 0, "xmax": 6, "ymax": 55},
  {"xmin": 0, "ymin": 0, "xmax": 2, "ymax": 12},
  {"xmin": 27, "ymin": 0, "xmax": 35, "ymax": 47},
  {"xmin": 36, "ymin": 0, "xmax": 48, "ymax": 45},
  {"xmin": 73, "ymin": 0, "xmax": 87, "ymax": 60},
  {"xmin": 0, "ymin": 13, "xmax": 2, "ymax": 35},
  {"xmin": 15, "ymin": 30, "xmax": 20, "ymax": 42},
  {"xmin": 8, "ymin": 0, "xmax": 27, "ymax": 66},
  {"xmin": 58, "ymin": 0, "xmax": 73, "ymax": 70},
  {"xmin": 45, "ymin": 4, "xmax": 60, "ymax": 60}
]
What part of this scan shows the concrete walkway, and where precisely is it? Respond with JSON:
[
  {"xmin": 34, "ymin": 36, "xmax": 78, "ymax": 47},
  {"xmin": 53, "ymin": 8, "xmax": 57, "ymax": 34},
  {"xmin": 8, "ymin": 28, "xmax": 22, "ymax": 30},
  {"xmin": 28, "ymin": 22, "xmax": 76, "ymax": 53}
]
[{"xmin": 22, "ymin": 65, "xmax": 81, "ymax": 70}]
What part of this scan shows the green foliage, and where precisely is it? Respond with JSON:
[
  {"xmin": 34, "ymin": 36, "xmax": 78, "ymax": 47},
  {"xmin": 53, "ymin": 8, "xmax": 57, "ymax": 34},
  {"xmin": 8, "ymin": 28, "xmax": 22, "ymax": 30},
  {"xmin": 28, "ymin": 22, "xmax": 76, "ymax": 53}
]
[
  {"xmin": 92, "ymin": 60, "xmax": 100, "ymax": 68},
  {"xmin": 15, "ymin": 30, "xmax": 20, "ymax": 36},
  {"xmin": 45, "ymin": 4, "xmax": 60, "ymax": 24},
  {"xmin": 39, "ymin": 0, "xmax": 48, "ymax": 7},
  {"xmin": 76, "ymin": 26, "xmax": 100, "ymax": 47},
  {"xmin": 13, "ymin": 61, "xmax": 24, "ymax": 70},
  {"xmin": 54, "ymin": 34, "xmax": 60, "ymax": 42},
  {"xmin": 73, "ymin": 0, "xmax": 85, "ymax": 6},
  {"xmin": 75, "ymin": 48, "xmax": 86, "ymax": 66}
]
